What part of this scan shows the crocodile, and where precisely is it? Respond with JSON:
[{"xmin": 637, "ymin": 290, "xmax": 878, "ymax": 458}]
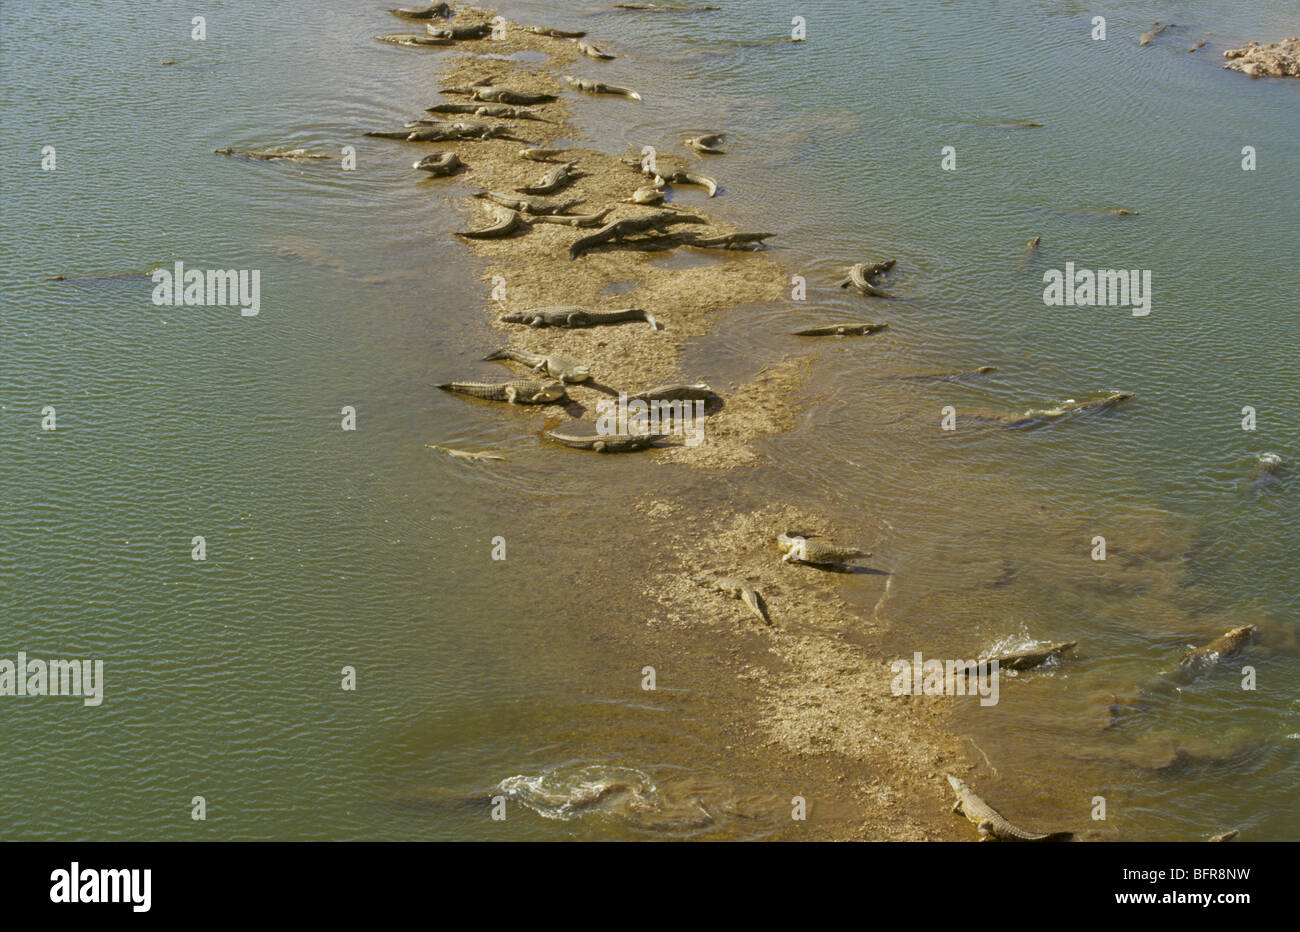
[
  {"xmin": 1020, "ymin": 236, "xmax": 1041, "ymax": 266},
  {"xmin": 375, "ymin": 33, "xmax": 452, "ymax": 47},
  {"xmin": 544, "ymin": 425, "xmax": 664, "ymax": 452},
  {"xmin": 390, "ymin": 3, "xmax": 451, "ymax": 20},
  {"xmin": 946, "ymin": 775, "xmax": 1073, "ymax": 842},
  {"xmin": 471, "ymin": 85, "xmax": 557, "ymax": 106},
  {"xmin": 628, "ymin": 383, "xmax": 714, "ymax": 401},
  {"xmin": 519, "ymin": 147, "xmax": 567, "ymax": 162},
  {"xmin": 530, "ymin": 207, "xmax": 615, "ymax": 228},
  {"xmin": 412, "ymin": 151, "xmax": 465, "ymax": 176},
  {"xmin": 484, "ymin": 348, "xmax": 591, "ymax": 382},
  {"xmin": 979, "ymin": 641, "xmax": 1077, "ymax": 673},
  {"xmin": 475, "ymin": 191, "xmax": 586, "ymax": 215},
  {"xmin": 997, "ymin": 391, "xmax": 1133, "ymax": 428},
  {"xmin": 793, "ymin": 323, "xmax": 888, "ymax": 337},
  {"xmin": 517, "ymin": 161, "xmax": 580, "ymax": 195},
  {"xmin": 214, "ymin": 146, "xmax": 332, "ymax": 161},
  {"xmin": 1178, "ymin": 624, "xmax": 1257, "ymax": 676},
  {"xmin": 526, "ymin": 25, "xmax": 586, "ymax": 38},
  {"xmin": 404, "ymin": 118, "xmax": 518, "ymax": 139},
  {"xmin": 425, "ymin": 443, "xmax": 505, "ymax": 462},
  {"xmin": 1139, "ymin": 22, "xmax": 1174, "ymax": 46},
  {"xmin": 1208, "ymin": 830, "xmax": 1239, "ymax": 842},
  {"xmin": 777, "ymin": 532, "xmax": 869, "ymax": 567},
  {"xmin": 577, "ymin": 41, "xmax": 616, "ymax": 60},
  {"xmin": 897, "ymin": 366, "xmax": 997, "ymax": 382},
  {"xmin": 839, "ymin": 261, "xmax": 894, "ymax": 297},
  {"xmin": 652, "ymin": 167, "xmax": 717, "ymax": 196},
  {"xmin": 684, "ymin": 133, "xmax": 725, "ymax": 154},
  {"xmin": 623, "ymin": 184, "xmax": 666, "ymax": 205},
  {"xmin": 692, "ymin": 575, "xmax": 772, "ymax": 626},
  {"xmin": 674, "ymin": 231, "xmax": 774, "ymax": 250},
  {"xmin": 456, "ymin": 206, "xmax": 526, "ymax": 240},
  {"xmin": 968, "ymin": 120, "xmax": 1043, "ymax": 128},
  {"xmin": 425, "ymin": 102, "xmax": 551, "ymax": 122},
  {"xmin": 426, "ymin": 22, "xmax": 493, "ymax": 40},
  {"xmin": 437, "ymin": 379, "xmax": 567, "ymax": 404},
  {"xmin": 1250, "ymin": 452, "xmax": 1285, "ymax": 489},
  {"xmin": 564, "ymin": 76, "xmax": 642, "ymax": 100},
  {"xmin": 501, "ymin": 306, "xmax": 658, "ymax": 330},
  {"xmin": 569, "ymin": 210, "xmax": 707, "ymax": 259}
]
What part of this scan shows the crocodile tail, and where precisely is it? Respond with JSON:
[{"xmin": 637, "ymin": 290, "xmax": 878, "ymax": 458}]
[
  {"xmin": 643, "ymin": 311, "xmax": 658, "ymax": 330},
  {"xmin": 482, "ymin": 350, "xmax": 509, "ymax": 361}
]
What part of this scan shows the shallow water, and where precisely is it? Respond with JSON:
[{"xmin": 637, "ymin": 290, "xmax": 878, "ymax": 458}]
[{"xmin": 2, "ymin": 1, "xmax": 1296, "ymax": 840}]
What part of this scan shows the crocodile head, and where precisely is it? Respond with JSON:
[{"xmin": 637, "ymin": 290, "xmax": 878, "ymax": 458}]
[
  {"xmin": 776, "ymin": 531, "xmax": 805, "ymax": 553},
  {"xmin": 532, "ymin": 381, "xmax": 568, "ymax": 403},
  {"xmin": 562, "ymin": 365, "xmax": 591, "ymax": 383}
]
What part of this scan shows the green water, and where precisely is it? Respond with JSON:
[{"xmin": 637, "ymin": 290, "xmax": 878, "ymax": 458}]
[{"xmin": 1, "ymin": 1, "xmax": 1296, "ymax": 840}]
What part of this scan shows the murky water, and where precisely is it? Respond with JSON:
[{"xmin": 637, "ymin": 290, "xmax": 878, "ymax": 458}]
[{"xmin": 2, "ymin": 1, "xmax": 1296, "ymax": 840}]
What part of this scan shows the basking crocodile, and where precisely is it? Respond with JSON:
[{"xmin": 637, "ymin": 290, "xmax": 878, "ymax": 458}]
[
  {"xmin": 623, "ymin": 184, "xmax": 666, "ymax": 205},
  {"xmin": 412, "ymin": 151, "xmax": 464, "ymax": 176},
  {"xmin": 390, "ymin": 3, "xmax": 451, "ymax": 20},
  {"xmin": 426, "ymin": 22, "xmax": 493, "ymax": 40},
  {"xmin": 946, "ymin": 775, "xmax": 1073, "ymax": 842},
  {"xmin": 375, "ymin": 33, "xmax": 452, "ymax": 47},
  {"xmin": 214, "ymin": 146, "xmax": 332, "ymax": 161},
  {"xmin": 793, "ymin": 323, "xmax": 888, "ymax": 337},
  {"xmin": 527, "ymin": 25, "xmax": 586, "ymax": 38},
  {"xmin": 475, "ymin": 191, "xmax": 585, "ymax": 215},
  {"xmin": 684, "ymin": 133, "xmax": 725, "ymax": 154},
  {"xmin": 777, "ymin": 532, "xmax": 869, "ymax": 567},
  {"xmin": 675, "ymin": 231, "xmax": 774, "ymax": 249},
  {"xmin": 652, "ymin": 167, "xmax": 717, "ymax": 196},
  {"xmin": 471, "ymin": 85, "xmax": 557, "ymax": 106},
  {"xmin": 436, "ymin": 379, "xmax": 567, "ymax": 404},
  {"xmin": 501, "ymin": 306, "xmax": 658, "ymax": 330},
  {"xmin": 426, "ymin": 102, "xmax": 551, "ymax": 122},
  {"xmin": 517, "ymin": 161, "xmax": 580, "ymax": 195},
  {"xmin": 544, "ymin": 425, "xmax": 664, "ymax": 453},
  {"xmin": 628, "ymin": 383, "xmax": 713, "ymax": 401},
  {"xmin": 692, "ymin": 575, "xmax": 772, "ymax": 626},
  {"xmin": 565, "ymin": 76, "xmax": 642, "ymax": 100},
  {"xmin": 519, "ymin": 147, "xmax": 568, "ymax": 162},
  {"xmin": 530, "ymin": 207, "xmax": 615, "ymax": 228},
  {"xmin": 484, "ymin": 348, "xmax": 591, "ymax": 382},
  {"xmin": 979, "ymin": 641, "xmax": 1077, "ymax": 673},
  {"xmin": 577, "ymin": 41, "xmax": 615, "ymax": 60},
  {"xmin": 569, "ymin": 210, "xmax": 706, "ymax": 259},
  {"xmin": 456, "ymin": 206, "xmax": 526, "ymax": 240}
]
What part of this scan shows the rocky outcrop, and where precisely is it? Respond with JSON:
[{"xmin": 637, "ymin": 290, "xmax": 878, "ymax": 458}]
[{"xmin": 1223, "ymin": 37, "xmax": 1300, "ymax": 78}]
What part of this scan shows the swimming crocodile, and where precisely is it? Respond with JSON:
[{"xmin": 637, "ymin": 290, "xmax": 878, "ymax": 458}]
[
  {"xmin": 692, "ymin": 575, "xmax": 772, "ymax": 626},
  {"xmin": 501, "ymin": 306, "xmax": 658, "ymax": 330},
  {"xmin": 1177, "ymin": 624, "xmax": 1256, "ymax": 677},
  {"xmin": 484, "ymin": 348, "xmax": 591, "ymax": 382},
  {"xmin": 997, "ymin": 392, "xmax": 1133, "ymax": 428},
  {"xmin": 436, "ymin": 379, "xmax": 567, "ymax": 404},
  {"xmin": 628, "ymin": 383, "xmax": 713, "ymax": 401},
  {"xmin": 839, "ymin": 260, "xmax": 895, "ymax": 297},
  {"xmin": 946, "ymin": 775, "xmax": 1073, "ymax": 842},
  {"xmin": 684, "ymin": 133, "xmax": 725, "ymax": 154},
  {"xmin": 425, "ymin": 443, "xmax": 505, "ymax": 462},
  {"xmin": 544, "ymin": 425, "xmax": 664, "ymax": 452},
  {"xmin": 979, "ymin": 641, "xmax": 1077, "ymax": 673},
  {"xmin": 475, "ymin": 191, "xmax": 586, "ymax": 215},
  {"xmin": 777, "ymin": 532, "xmax": 869, "ymax": 567},
  {"xmin": 897, "ymin": 366, "xmax": 997, "ymax": 383},
  {"xmin": 375, "ymin": 33, "xmax": 452, "ymax": 47},
  {"xmin": 652, "ymin": 167, "xmax": 717, "ymax": 196},
  {"xmin": 793, "ymin": 323, "xmax": 888, "ymax": 337},
  {"xmin": 214, "ymin": 146, "xmax": 332, "ymax": 161},
  {"xmin": 390, "ymin": 3, "xmax": 451, "ymax": 20},
  {"xmin": 1208, "ymin": 830, "xmax": 1239, "ymax": 842},
  {"xmin": 456, "ymin": 206, "xmax": 526, "ymax": 240},
  {"xmin": 569, "ymin": 210, "xmax": 707, "ymax": 259},
  {"xmin": 674, "ymin": 231, "xmax": 774, "ymax": 249},
  {"xmin": 565, "ymin": 76, "xmax": 642, "ymax": 100},
  {"xmin": 1139, "ymin": 22, "xmax": 1174, "ymax": 46},
  {"xmin": 517, "ymin": 161, "xmax": 580, "ymax": 195}
]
